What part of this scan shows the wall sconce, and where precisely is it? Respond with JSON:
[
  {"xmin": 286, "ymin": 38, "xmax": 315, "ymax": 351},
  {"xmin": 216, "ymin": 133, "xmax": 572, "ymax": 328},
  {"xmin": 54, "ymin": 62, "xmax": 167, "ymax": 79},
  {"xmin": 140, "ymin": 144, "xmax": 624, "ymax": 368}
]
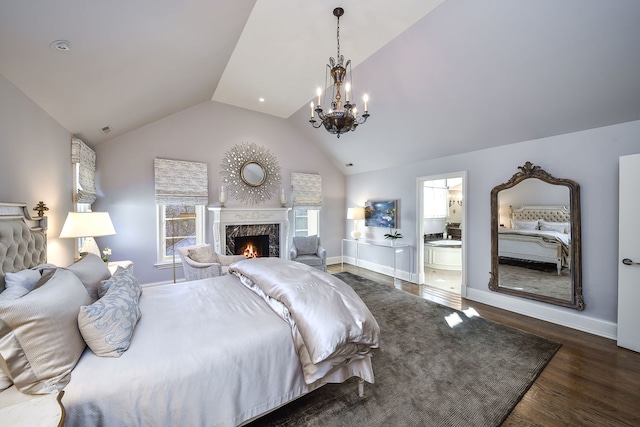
[
  {"xmin": 347, "ymin": 207, "xmax": 365, "ymax": 240},
  {"xmin": 449, "ymin": 195, "xmax": 463, "ymax": 207}
]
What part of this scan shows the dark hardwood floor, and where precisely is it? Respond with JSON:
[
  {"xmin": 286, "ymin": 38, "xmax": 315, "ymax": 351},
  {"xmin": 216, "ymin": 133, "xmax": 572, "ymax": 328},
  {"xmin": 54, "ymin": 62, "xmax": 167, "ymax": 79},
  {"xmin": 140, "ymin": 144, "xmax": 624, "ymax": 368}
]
[{"xmin": 328, "ymin": 264, "xmax": 640, "ymax": 426}]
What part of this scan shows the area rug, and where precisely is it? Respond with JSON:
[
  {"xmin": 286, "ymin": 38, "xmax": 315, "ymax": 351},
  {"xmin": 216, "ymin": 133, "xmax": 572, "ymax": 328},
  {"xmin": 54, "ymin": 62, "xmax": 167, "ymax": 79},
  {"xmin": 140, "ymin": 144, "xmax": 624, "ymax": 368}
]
[{"xmin": 247, "ymin": 272, "xmax": 560, "ymax": 427}]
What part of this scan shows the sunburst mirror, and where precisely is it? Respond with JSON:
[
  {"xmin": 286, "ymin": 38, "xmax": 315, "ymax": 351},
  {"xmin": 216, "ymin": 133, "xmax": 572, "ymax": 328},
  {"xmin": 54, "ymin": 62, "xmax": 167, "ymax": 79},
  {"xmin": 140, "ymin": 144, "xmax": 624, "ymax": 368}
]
[{"xmin": 220, "ymin": 142, "xmax": 281, "ymax": 205}]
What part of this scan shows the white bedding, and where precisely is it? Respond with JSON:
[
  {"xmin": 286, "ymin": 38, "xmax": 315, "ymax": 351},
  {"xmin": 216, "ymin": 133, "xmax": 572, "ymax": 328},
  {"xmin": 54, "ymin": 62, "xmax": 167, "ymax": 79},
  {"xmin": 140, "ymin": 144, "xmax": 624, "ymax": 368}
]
[
  {"xmin": 62, "ymin": 274, "xmax": 318, "ymax": 427},
  {"xmin": 230, "ymin": 258, "xmax": 379, "ymax": 385},
  {"xmin": 499, "ymin": 228, "xmax": 570, "ymax": 247},
  {"xmin": 498, "ymin": 228, "xmax": 571, "ymax": 270}
]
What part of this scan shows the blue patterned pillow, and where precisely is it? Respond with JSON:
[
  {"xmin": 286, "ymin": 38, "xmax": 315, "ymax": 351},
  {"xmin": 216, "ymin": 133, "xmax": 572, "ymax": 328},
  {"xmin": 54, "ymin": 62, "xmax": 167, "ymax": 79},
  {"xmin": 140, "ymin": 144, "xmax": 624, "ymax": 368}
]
[{"xmin": 78, "ymin": 268, "xmax": 142, "ymax": 357}]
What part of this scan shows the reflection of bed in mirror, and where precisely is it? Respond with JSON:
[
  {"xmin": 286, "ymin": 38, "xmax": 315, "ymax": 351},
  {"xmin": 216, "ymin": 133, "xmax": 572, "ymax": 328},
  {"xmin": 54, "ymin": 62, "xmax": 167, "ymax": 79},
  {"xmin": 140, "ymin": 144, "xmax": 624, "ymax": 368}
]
[{"xmin": 498, "ymin": 205, "xmax": 571, "ymax": 275}]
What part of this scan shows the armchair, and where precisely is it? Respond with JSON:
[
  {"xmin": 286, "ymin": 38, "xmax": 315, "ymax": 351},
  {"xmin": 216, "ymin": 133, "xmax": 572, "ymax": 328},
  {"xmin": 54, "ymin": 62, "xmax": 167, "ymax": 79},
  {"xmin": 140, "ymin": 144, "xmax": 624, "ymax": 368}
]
[
  {"xmin": 176, "ymin": 244, "xmax": 246, "ymax": 281},
  {"xmin": 290, "ymin": 235, "xmax": 327, "ymax": 272}
]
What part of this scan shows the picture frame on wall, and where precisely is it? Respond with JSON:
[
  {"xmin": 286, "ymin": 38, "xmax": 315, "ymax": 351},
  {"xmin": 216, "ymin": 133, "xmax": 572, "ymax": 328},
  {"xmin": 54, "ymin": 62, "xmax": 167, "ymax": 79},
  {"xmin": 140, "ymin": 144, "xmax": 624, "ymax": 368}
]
[{"xmin": 364, "ymin": 200, "xmax": 398, "ymax": 228}]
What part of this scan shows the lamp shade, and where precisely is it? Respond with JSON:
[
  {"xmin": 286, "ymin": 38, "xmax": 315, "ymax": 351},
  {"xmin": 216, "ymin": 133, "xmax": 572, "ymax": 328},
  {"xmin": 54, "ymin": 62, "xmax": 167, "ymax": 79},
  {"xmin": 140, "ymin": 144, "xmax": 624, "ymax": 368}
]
[
  {"xmin": 60, "ymin": 212, "xmax": 116, "ymax": 238},
  {"xmin": 347, "ymin": 207, "xmax": 365, "ymax": 220}
]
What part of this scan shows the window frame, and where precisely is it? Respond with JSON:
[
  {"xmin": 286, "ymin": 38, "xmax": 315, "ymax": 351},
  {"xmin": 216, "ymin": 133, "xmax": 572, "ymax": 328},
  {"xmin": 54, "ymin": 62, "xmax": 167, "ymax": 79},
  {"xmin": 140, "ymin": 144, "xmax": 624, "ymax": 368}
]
[
  {"xmin": 293, "ymin": 208, "xmax": 320, "ymax": 237},
  {"xmin": 156, "ymin": 204, "xmax": 206, "ymax": 265}
]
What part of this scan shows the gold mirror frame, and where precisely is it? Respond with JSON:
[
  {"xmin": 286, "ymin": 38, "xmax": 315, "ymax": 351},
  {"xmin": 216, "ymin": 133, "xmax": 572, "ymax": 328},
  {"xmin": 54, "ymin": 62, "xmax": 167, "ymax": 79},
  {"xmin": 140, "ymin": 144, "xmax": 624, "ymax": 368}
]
[
  {"xmin": 241, "ymin": 161, "xmax": 266, "ymax": 187},
  {"xmin": 489, "ymin": 162, "xmax": 585, "ymax": 310}
]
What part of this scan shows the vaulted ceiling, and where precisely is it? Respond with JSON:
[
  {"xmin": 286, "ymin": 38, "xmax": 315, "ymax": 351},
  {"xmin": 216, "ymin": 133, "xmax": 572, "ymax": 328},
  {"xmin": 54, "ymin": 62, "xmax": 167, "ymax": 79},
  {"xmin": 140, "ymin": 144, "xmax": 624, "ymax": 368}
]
[{"xmin": 1, "ymin": 0, "xmax": 639, "ymax": 174}]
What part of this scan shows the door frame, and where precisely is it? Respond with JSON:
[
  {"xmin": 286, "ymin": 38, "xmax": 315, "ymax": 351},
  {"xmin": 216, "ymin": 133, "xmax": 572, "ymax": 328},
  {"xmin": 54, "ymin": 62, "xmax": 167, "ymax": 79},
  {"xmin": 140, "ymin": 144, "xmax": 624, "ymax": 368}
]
[{"xmin": 416, "ymin": 171, "xmax": 468, "ymax": 297}]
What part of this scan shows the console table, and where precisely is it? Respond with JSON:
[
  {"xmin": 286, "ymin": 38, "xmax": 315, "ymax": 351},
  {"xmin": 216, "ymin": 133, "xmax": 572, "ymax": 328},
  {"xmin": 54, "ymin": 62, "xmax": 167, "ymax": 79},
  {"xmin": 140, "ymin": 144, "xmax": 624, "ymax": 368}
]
[{"xmin": 341, "ymin": 239, "xmax": 411, "ymax": 280}]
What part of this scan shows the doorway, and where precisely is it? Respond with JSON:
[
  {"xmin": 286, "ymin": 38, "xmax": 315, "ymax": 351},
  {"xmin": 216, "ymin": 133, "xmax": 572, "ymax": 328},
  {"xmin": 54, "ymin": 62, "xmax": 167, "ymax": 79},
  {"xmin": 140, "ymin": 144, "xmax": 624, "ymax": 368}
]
[{"xmin": 416, "ymin": 171, "xmax": 467, "ymax": 297}]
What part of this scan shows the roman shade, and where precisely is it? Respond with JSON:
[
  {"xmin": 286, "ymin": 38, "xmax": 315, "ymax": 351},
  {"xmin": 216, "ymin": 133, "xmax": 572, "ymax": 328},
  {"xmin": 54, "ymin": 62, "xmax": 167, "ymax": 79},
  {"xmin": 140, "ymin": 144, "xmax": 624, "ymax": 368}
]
[
  {"xmin": 154, "ymin": 158, "xmax": 209, "ymax": 205},
  {"xmin": 71, "ymin": 138, "xmax": 97, "ymax": 204},
  {"xmin": 291, "ymin": 172, "xmax": 322, "ymax": 208}
]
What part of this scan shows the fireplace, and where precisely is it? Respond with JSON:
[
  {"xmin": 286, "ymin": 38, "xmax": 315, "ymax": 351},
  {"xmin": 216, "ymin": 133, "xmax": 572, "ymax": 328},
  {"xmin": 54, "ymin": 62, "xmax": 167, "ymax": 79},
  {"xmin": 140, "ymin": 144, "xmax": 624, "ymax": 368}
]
[
  {"xmin": 208, "ymin": 207, "xmax": 290, "ymax": 259},
  {"xmin": 226, "ymin": 224, "xmax": 279, "ymax": 257},
  {"xmin": 234, "ymin": 235, "xmax": 270, "ymax": 258}
]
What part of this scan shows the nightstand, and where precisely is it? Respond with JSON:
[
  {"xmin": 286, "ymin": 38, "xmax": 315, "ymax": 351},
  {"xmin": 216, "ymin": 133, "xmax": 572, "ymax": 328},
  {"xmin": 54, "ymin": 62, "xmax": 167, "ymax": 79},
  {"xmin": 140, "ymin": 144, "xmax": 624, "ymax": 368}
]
[{"xmin": 107, "ymin": 260, "xmax": 133, "ymax": 275}]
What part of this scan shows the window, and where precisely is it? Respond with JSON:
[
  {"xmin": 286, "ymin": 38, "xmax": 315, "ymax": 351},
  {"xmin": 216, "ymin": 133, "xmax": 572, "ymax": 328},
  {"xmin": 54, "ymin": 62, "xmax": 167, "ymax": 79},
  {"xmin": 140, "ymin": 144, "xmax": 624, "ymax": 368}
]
[
  {"xmin": 294, "ymin": 209, "xmax": 320, "ymax": 237},
  {"xmin": 424, "ymin": 179, "xmax": 448, "ymax": 218},
  {"xmin": 157, "ymin": 204, "xmax": 205, "ymax": 264},
  {"xmin": 154, "ymin": 158, "xmax": 209, "ymax": 265}
]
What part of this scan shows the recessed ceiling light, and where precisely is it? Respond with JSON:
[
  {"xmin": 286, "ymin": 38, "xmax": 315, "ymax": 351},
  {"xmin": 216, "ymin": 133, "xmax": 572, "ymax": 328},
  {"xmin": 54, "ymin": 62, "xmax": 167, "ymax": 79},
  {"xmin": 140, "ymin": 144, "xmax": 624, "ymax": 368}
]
[
  {"xmin": 259, "ymin": 98, "xmax": 265, "ymax": 103},
  {"xmin": 49, "ymin": 40, "xmax": 71, "ymax": 52}
]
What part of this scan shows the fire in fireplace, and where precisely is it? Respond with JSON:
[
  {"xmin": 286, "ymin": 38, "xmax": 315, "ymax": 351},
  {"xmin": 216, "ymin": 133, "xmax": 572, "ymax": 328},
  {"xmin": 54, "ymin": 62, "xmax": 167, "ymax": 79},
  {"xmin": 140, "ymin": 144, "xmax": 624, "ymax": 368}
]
[{"xmin": 234, "ymin": 235, "xmax": 270, "ymax": 258}]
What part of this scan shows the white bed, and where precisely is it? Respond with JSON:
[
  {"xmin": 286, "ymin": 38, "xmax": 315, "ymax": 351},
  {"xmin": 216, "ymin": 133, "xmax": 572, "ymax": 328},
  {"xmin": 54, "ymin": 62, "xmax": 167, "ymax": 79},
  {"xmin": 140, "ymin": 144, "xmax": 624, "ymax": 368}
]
[
  {"xmin": 0, "ymin": 203, "xmax": 379, "ymax": 427},
  {"xmin": 498, "ymin": 205, "xmax": 571, "ymax": 275}
]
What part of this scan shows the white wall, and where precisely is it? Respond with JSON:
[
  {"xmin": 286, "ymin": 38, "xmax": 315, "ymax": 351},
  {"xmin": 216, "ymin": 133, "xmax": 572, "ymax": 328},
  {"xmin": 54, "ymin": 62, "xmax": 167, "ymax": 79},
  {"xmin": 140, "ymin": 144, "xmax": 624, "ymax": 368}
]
[
  {"xmin": 0, "ymin": 74, "xmax": 75, "ymax": 266},
  {"xmin": 93, "ymin": 100, "xmax": 345, "ymax": 284},
  {"xmin": 346, "ymin": 120, "xmax": 640, "ymax": 336}
]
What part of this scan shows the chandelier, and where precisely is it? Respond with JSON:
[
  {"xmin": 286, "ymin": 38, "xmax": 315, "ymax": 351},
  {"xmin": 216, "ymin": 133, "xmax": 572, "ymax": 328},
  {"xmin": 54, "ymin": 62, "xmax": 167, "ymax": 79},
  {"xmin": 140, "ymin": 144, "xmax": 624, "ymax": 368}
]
[{"xmin": 309, "ymin": 7, "xmax": 370, "ymax": 138}]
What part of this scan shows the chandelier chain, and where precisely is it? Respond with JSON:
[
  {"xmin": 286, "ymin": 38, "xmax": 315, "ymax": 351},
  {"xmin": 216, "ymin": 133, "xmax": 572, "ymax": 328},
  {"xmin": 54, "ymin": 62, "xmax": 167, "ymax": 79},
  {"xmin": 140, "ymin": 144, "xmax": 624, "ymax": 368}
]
[{"xmin": 336, "ymin": 14, "xmax": 340, "ymax": 58}]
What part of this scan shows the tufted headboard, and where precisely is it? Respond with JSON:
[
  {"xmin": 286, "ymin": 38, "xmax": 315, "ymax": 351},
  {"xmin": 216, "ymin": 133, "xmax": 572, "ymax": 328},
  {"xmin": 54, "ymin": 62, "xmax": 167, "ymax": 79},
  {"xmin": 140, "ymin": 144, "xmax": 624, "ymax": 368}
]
[
  {"xmin": 0, "ymin": 202, "xmax": 48, "ymax": 291},
  {"xmin": 511, "ymin": 205, "xmax": 571, "ymax": 223}
]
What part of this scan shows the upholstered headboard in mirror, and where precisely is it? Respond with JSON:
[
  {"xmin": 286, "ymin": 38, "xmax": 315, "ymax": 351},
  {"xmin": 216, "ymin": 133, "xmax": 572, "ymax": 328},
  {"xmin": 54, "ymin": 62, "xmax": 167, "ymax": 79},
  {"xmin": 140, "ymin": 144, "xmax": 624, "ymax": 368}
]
[
  {"xmin": 0, "ymin": 202, "xmax": 48, "ymax": 291},
  {"xmin": 511, "ymin": 205, "xmax": 571, "ymax": 223}
]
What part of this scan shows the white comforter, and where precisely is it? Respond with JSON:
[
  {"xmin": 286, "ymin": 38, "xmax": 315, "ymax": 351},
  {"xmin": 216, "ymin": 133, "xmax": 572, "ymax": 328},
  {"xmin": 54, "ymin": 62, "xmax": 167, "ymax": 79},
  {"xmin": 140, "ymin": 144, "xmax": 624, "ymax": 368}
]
[
  {"xmin": 229, "ymin": 258, "xmax": 380, "ymax": 384},
  {"xmin": 62, "ymin": 275, "xmax": 315, "ymax": 427},
  {"xmin": 60, "ymin": 260, "xmax": 378, "ymax": 427},
  {"xmin": 498, "ymin": 228, "xmax": 571, "ymax": 246}
]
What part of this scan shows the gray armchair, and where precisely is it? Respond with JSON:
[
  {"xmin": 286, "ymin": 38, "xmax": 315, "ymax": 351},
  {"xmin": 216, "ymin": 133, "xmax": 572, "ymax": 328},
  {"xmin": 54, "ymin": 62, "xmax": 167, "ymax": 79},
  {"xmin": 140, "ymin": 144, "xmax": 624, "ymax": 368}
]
[
  {"xmin": 290, "ymin": 235, "xmax": 327, "ymax": 272},
  {"xmin": 176, "ymin": 243, "xmax": 246, "ymax": 281}
]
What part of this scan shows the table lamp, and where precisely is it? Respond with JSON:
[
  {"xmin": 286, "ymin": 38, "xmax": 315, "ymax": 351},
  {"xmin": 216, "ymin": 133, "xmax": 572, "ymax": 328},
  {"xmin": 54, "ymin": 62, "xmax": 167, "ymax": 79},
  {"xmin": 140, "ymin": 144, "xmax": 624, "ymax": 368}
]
[
  {"xmin": 347, "ymin": 207, "xmax": 365, "ymax": 240},
  {"xmin": 60, "ymin": 211, "xmax": 116, "ymax": 258}
]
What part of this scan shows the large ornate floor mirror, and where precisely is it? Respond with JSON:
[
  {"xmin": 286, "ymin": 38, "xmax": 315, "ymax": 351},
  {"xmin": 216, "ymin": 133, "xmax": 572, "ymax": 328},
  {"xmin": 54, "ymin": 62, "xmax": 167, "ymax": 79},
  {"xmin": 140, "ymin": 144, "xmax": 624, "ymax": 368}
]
[{"xmin": 489, "ymin": 162, "xmax": 584, "ymax": 310}]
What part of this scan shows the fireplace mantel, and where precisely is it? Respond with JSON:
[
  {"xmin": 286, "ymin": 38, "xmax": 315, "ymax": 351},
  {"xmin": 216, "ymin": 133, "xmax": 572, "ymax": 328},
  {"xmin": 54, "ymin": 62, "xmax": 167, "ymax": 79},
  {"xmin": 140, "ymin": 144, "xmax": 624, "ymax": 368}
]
[{"xmin": 208, "ymin": 207, "xmax": 290, "ymax": 258}]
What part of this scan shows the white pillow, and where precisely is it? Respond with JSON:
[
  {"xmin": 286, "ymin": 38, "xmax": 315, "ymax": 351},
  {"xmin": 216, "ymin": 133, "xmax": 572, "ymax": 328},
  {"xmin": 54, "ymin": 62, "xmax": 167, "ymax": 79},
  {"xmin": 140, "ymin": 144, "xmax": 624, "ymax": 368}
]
[
  {"xmin": 511, "ymin": 219, "xmax": 539, "ymax": 230},
  {"xmin": 539, "ymin": 220, "xmax": 569, "ymax": 234},
  {"xmin": 0, "ymin": 284, "xmax": 30, "ymax": 392},
  {"xmin": 0, "ymin": 268, "xmax": 91, "ymax": 394},
  {"xmin": 188, "ymin": 245, "xmax": 219, "ymax": 264},
  {"xmin": 66, "ymin": 253, "xmax": 112, "ymax": 302},
  {"xmin": 78, "ymin": 267, "xmax": 142, "ymax": 357},
  {"xmin": 4, "ymin": 269, "xmax": 41, "ymax": 291}
]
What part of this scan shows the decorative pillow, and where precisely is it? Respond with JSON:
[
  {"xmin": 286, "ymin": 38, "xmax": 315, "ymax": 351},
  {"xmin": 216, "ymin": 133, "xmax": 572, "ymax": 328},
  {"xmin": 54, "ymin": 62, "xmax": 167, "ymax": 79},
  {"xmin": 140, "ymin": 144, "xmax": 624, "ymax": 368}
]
[
  {"xmin": 188, "ymin": 245, "xmax": 219, "ymax": 264},
  {"xmin": 293, "ymin": 236, "xmax": 319, "ymax": 255},
  {"xmin": 539, "ymin": 220, "xmax": 570, "ymax": 234},
  {"xmin": 511, "ymin": 219, "xmax": 539, "ymax": 230},
  {"xmin": 4, "ymin": 269, "xmax": 41, "ymax": 291},
  {"xmin": 66, "ymin": 253, "xmax": 111, "ymax": 302},
  {"xmin": 98, "ymin": 264, "xmax": 133, "ymax": 298},
  {"xmin": 0, "ymin": 268, "xmax": 91, "ymax": 394},
  {"xmin": 78, "ymin": 267, "xmax": 142, "ymax": 357}
]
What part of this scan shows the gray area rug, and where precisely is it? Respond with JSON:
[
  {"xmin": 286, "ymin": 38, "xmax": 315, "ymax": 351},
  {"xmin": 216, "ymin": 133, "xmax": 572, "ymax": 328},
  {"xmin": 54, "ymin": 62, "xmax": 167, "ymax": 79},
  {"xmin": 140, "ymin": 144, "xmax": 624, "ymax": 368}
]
[{"xmin": 248, "ymin": 272, "xmax": 560, "ymax": 427}]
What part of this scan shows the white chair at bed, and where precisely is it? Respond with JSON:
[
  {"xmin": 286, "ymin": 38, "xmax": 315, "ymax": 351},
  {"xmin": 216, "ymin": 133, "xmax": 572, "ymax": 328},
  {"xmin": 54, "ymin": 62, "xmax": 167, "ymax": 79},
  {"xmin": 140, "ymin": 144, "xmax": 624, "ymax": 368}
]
[
  {"xmin": 176, "ymin": 244, "xmax": 246, "ymax": 281},
  {"xmin": 290, "ymin": 235, "xmax": 327, "ymax": 272}
]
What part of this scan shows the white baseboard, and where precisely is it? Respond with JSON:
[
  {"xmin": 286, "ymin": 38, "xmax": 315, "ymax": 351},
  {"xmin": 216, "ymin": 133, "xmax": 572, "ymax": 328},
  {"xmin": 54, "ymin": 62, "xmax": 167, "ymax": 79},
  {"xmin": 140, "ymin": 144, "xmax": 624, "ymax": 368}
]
[
  {"xmin": 330, "ymin": 257, "xmax": 413, "ymax": 282},
  {"xmin": 329, "ymin": 258, "xmax": 617, "ymax": 340},
  {"xmin": 147, "ymin": 258, "xmax": 617, "ymax": 341},
  {"xmin": 466, "ymin": 288, "xmax": 617, "ymax": 340}
]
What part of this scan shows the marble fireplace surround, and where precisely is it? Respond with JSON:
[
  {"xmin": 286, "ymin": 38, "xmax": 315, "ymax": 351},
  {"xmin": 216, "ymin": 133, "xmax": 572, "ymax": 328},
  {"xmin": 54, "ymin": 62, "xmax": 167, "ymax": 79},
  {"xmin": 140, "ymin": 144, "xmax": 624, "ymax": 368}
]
[{"xmin": 208, "ymin": 207, "xmax": 290, "ymax": 259}]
